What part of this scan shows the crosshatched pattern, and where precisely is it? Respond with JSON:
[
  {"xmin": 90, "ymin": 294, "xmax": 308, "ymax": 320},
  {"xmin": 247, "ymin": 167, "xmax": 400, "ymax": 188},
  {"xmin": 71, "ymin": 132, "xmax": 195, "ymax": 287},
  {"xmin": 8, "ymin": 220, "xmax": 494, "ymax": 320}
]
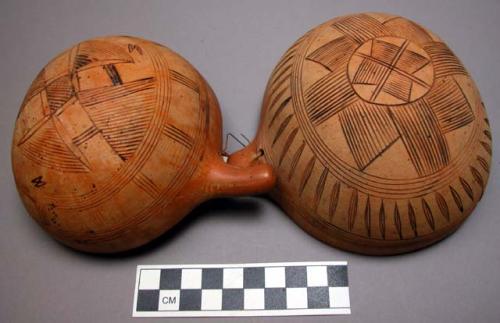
[
  {"xmin": 134, "ymin": 263, "xmax": 350, "ymax": 317},
  {"xmin": 11, "ymin": 36, "xmax": 210, "ymax": 253},
  {"xmin": 348, "ymin": 37, "xmax": 434, "ymax": 105},
  {"xmin": 258, "ymin": 12, "xmax": 492, "ymax": 255}
]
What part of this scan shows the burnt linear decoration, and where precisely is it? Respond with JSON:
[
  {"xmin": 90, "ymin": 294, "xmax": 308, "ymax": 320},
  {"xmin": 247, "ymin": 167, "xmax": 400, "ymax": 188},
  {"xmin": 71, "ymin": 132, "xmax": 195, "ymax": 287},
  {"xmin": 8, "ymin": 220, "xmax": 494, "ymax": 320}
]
[
  {"xmin": 81, "ymin": 77, "xmax": 157, "ymax": 160},
  {"xmin": 303, "ymin": 14, "xmax": 474, "ymax": 178},
  {"xmin": 170, "ymin": 69, "xmax": 200, "ymax": 93},
  {"xmin": 435, "ymin": 192, "xmax": 450, "ymax": 221},
  {"xmin": 16, "ymin": 41, "xmax": 161, "ymax": 172},
  {"xmin": 258, "ymin": 13, "xmax": 492, "ymax": 253},
  {"xmin": 265, "ymin": 32, "xmax": 309, "ymax": 172},
  {"xmin": 470, "ymin": 166, "xmax": 485, "ymax": 196},
  {"xmin": 132, "ymin": 172, "xmax": 161, "ymax": 199},
  {"xmin": 394, "ymin": 204, "xmax": 403, "ymax": 239},
  {"xmin": 364, "ymin": 196, "xmax": 372, "ymax": 237},
  {"xmin": 299, "ymin": 156, "xmax": 316, "ymax": 196},
  {"xmin": 314, "ymin": 168, "xmax": 329, "ymax": 210},
  {"xmin": 72, "ymin": 125, "xmax": 100, "ymax": 146},
  {"xmin": 162, "ymin": 124, "xmax": 194, "ymax": 150},
  {"xmin": 408, "ymin": 202, "xmax": 418, "ymax": 237},
  {"xmin": 329, "ymin": 181, "xmax": 341, "ymax": 221},
  {"xmin": 450, "ymin": 186, "xmax": 464, "ymax": 213},
  {"xmin": 347, "ymin": 189, "xmax": 358, "ymax": 232},
  {"xmin": 272, "ymin": 115, "xmax": 293, "ymax": 147},
  {"xmin": 379, "ymin": 201, "xmax": 386, "ymax": 239},
  {"xmin": 269, "ymin": 97, "xmax": 292, "ymax": 128},
  {"xmin": 288, "ymin": 141, "xmax": 306, "ymax": 181},
  {"xmin": 278, "ymin": 128, "xmax": 298, "ymax": 167},
  {"xmin": 421, "ymin": 198, "xmax": 435, "ymax": 231}
]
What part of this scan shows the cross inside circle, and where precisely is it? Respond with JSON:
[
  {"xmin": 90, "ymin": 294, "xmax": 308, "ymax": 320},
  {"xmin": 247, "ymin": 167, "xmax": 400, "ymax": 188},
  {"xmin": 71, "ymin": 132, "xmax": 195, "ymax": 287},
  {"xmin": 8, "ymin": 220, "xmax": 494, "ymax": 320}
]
[{"xmin": 348, "ymin": 37, "xmax": 434, "ymax": 105}]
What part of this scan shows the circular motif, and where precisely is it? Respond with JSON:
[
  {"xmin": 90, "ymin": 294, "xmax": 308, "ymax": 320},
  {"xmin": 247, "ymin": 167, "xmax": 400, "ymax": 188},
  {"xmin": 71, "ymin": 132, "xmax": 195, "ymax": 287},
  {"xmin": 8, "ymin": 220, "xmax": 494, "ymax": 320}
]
[
  {"xmin": 290, "ymin": 27, "xmax": 481, "ymax": 198},
  {"xmin": 347, "ymin": 37, "xmax": 434, "ymax": 105},
  {"xmin": 259, "ymin": 13, "xmax": 491, "ymax": 254}
]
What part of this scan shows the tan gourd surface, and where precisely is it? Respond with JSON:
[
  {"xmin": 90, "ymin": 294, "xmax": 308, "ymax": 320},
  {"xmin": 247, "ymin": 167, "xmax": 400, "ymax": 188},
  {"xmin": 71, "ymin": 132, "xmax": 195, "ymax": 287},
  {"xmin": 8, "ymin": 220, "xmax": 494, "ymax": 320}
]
[
  {"xmin": 11, "ymin": 36, "xmax": 276, "ymax": 253},
  {"xmin": 229, "ymin": 13, "xmax": 492, "ymax": 255}
]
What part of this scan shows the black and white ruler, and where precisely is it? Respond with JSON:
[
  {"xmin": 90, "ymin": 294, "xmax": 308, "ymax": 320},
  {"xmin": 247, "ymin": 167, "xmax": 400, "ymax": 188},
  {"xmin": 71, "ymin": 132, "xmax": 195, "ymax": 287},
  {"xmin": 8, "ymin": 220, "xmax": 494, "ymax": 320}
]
[{"xmin": 133, "ymin": 261, "xmax": 350, "ymax": 317}]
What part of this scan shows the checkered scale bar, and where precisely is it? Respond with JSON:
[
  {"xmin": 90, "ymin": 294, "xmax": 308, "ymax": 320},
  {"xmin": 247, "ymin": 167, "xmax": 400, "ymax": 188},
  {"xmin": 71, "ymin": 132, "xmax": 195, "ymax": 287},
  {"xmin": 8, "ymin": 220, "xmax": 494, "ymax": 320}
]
[{"xmin": 133, "ymin": 261, "xmax": 350, "ymax": 317}]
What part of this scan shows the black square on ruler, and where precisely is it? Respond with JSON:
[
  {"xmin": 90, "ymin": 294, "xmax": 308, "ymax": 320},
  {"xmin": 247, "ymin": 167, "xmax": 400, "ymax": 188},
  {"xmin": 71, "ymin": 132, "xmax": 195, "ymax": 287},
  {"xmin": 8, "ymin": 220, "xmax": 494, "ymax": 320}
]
[
  {"xmin": 327, "ymin": 265, "xmax": 348, "ymax": 287},
  {"xmin": 136, "ymin": 290, "xmax": 159, "ymax": 312},
  {"xmin": 179, "ymin": 290, "xmax": 201, "ymax": 311},
  {"xmin": 160, "ymin": 269, "xmax": 182, "ymax": 289},
  {"xmin": 307, "ymin": 287, "xmax": 329, "ymax": 308},
  {"xmin": 285, "ymin": 266, "xmax": 307, "ymax": 287},
  {"xmin": 265, "ymin": 288, "xmax": 286, "ymax": 309},
  {"xmin": 202, "ymin": 268, "xmax": 223, "ymax": 289},
  {"xmin": 222, "ymin": 289, "xmax": 244, "ymax": 310},
  {"xmin": 244, "ymin": 267, "xmax": 265, "ymax": 288}
]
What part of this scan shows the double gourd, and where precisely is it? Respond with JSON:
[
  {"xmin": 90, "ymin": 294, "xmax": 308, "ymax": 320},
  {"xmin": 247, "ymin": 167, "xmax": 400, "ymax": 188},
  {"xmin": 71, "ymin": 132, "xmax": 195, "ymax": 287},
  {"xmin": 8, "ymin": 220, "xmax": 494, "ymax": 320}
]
[{"xmin": 12, "ymin": 13, "xmax": 491, "ymax": 255}]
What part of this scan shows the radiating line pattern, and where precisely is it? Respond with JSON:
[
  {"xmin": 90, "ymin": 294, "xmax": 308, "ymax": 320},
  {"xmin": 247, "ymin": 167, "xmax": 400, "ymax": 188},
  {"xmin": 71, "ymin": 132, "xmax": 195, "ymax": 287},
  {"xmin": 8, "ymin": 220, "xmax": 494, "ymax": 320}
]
[
  {"xmin": 260, "ymin": 13, "xmax": 492, "ymax": 244},
  {"xmin": 301, "ymin": 15, "xmax": 474, "ymax": 176}
]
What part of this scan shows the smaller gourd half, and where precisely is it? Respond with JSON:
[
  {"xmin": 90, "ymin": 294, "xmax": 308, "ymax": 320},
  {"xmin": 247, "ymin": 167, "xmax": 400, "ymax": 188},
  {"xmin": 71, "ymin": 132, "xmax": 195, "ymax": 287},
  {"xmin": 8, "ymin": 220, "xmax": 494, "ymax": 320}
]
[
  {"xmin": 12, "ymin": 36, "xmax": 276, "ymax": 253},
  {"xmin": 229, "ymin": 13, "xmax": 492, "ymax": 255}
]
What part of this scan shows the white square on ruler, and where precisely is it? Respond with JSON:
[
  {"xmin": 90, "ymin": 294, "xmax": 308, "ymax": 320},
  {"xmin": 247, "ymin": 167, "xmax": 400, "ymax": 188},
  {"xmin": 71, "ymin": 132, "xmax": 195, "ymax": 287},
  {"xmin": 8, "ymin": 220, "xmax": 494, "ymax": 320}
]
[
  {"xmin": 223, "ymin": 268, "xmax": 243, "ymax": 288},
  {"xmin": 307, "ymin": 266, "xmax": 328, "ymax": 287},
  {"xmin": 201, "ymin": 289, "xmax": 222, "ymax": 310},
  {"xmin": 139, "ymin": 269, "xmax": 160, "ymax": 290},
  {"xmin": 181, "ymin": 269, "xmax": 202, "ymax": 289},
  {"xmin": 286, "ymin": 287, "xmax": 308, "ymax": 309},
  {"xmin": 158, "ymin": 290, "xmax": 180, "ymax": 311},
  {"xmin": 329, "ymin": 287, "xmax": 350, "ymax": 308},
  {"xmin": 244, "ymin": 288, "xmax": 264, "ymax": 310},
  {"xmin": 265, "ymin": 267, "xmax": 285, "ymax": 288}
]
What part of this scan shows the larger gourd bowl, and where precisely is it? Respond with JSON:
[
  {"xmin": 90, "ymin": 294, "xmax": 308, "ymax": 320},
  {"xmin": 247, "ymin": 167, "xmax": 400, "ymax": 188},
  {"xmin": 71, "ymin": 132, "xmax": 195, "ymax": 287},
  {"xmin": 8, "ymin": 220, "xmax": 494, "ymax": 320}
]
[{"xmin": 229, "ymin": 13, "xmax": 492, "ymax": 255}]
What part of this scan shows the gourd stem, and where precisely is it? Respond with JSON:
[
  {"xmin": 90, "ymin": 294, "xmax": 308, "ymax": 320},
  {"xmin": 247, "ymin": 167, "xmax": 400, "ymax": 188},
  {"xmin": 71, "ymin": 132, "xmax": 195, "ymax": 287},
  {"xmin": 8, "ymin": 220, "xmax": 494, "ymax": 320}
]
[{"xmin": 205, "ymin": 146, "xmax": 275, "ymax": 197}]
